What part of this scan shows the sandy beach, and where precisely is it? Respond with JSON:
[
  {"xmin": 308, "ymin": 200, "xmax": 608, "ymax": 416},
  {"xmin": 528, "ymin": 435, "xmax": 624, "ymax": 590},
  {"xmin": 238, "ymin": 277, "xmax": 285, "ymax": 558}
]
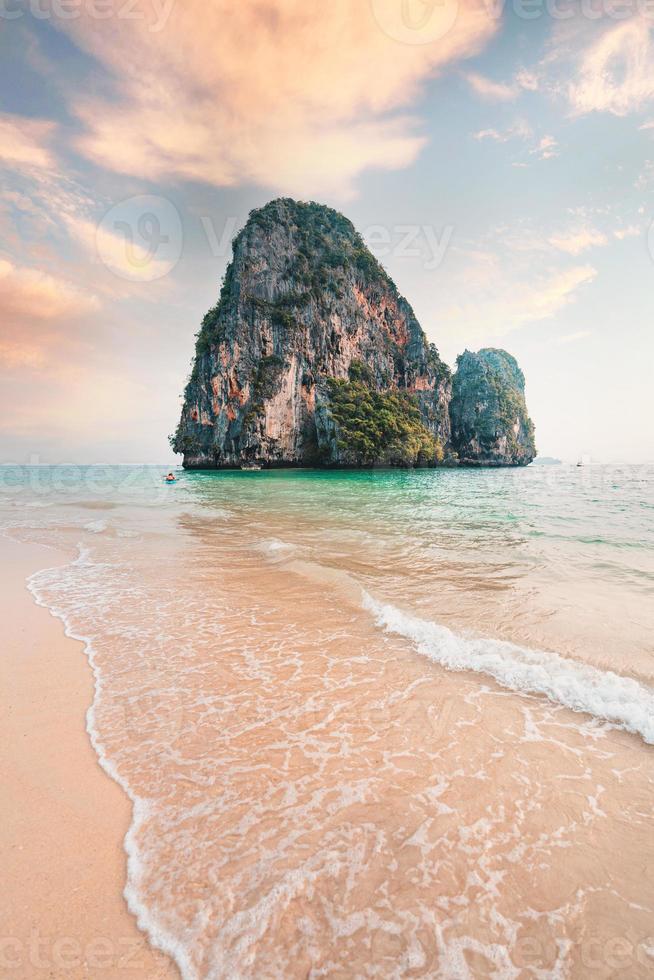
[{"xmin": 0, "ymin": 537, "xmax": 177, "ymax": 980}]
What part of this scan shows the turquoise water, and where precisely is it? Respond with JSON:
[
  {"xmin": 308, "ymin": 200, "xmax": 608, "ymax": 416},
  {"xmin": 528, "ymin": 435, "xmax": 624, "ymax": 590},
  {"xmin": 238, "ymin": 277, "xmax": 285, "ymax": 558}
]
[{"xmin": 4, "ymin": 461, "xmax": 652, "ymax": 670}]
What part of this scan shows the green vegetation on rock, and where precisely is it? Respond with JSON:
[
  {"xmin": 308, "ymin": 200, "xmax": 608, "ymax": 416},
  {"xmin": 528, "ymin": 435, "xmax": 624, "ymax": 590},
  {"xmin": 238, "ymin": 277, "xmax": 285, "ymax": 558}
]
[
  {"xmin": 252, "ymin": 198, "xmax": 399, "ymax": 310},
  {"xmin": 450, "ymin": 348, "xmax": 535, "ymax": 464},
  {"xmin": 326, "ymin": 362, "xmax": 443, "ymax": 467}
]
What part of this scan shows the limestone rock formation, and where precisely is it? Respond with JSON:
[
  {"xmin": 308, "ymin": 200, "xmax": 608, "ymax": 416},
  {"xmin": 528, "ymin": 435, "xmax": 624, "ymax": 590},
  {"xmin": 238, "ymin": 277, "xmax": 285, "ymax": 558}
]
[
  {"xmin": 449, "ymin": 348, "xmax": 536, "ymax": 466},
  {"xmin": 172, "ymin": 199, "xmax": 535, "ymax": 468}
]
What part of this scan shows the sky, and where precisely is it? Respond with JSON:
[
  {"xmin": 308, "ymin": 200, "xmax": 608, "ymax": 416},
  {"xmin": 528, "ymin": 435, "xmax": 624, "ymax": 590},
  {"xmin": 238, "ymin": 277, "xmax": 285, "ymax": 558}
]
[{"xmin": 0, "ymin": 0, "xmax": 653, "ymax": 464}]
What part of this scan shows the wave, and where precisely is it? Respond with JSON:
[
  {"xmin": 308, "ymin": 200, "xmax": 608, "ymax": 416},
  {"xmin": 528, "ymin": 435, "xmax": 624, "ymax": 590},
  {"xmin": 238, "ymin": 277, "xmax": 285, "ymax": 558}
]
[
  {"xmin": 362, "ymin": 591, "xmax": 654, "ymax": 745},
  {"xmin": 277, "ymin": 552, "xmax": 654, "ymax": 745}
]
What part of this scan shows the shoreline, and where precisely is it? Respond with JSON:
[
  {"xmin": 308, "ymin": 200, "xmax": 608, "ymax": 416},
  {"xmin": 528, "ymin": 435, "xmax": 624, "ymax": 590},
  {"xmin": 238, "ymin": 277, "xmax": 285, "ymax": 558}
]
[
  {"xmin": 179, "ymin": 459, "xmax": 533, "ymax": 471},
  {"xmin": 0, "ymin": 537, "xmax": 178, "ymax": 980}
]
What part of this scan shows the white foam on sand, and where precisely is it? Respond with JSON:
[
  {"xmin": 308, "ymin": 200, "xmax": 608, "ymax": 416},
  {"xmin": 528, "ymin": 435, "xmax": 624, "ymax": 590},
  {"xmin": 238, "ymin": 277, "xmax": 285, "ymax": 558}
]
[
  {"xmin": 26, "ymin": 546, "xmax": 198, "ymax": 980},
  {"xmin": 362, "ymin": 591, "xmax": 654, "ymax": 745}
]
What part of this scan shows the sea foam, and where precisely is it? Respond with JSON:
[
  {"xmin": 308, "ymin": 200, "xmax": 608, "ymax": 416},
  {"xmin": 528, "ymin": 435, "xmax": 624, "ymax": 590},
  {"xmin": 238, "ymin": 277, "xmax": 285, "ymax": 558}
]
[
  {"xmin": 26, "ymin": 547, "xmax": 197, "ymax": 980},
  {"xmin": 362, "ymin": 591, "xmax": 654, "ymax": 745}
]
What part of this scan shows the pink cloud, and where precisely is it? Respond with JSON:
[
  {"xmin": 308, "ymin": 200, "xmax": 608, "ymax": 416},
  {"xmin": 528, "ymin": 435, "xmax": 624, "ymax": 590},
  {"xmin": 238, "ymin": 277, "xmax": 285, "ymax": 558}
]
[
  {"xmin": 548, "ymin": 227, "xmax": 607, "ymax": 255},
  {"xmin": 531, "ymin": 135, "xmax": 558, "ymax": 160},
  {"xmin": 0, "ymin": 113, "xmax": 57, "ymax": 169},
  {"xmin": 0, "ymin": 259, "xmax": 98, "ymax": 322},
  {"xmin": 0, "ymin": 258, "xmax": 99, "ymax": 373},
  {"xmin": 465, "ymin": 71, "xmax": 517, "ymax": 101},
  {"xmin": 51, "ymin": 0, "xmax": 497, "ymax": 196}
]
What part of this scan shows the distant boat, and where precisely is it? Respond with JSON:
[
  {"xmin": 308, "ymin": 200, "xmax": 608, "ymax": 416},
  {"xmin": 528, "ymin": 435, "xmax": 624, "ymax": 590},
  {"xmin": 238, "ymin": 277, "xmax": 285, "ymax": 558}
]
[
  {"xmin": 241, "ymin": 463, "xmax": 262, "ymax": 471},
  {"xmin": 577, "ymin": 453, "xmax": 591, "ymax": 467}
]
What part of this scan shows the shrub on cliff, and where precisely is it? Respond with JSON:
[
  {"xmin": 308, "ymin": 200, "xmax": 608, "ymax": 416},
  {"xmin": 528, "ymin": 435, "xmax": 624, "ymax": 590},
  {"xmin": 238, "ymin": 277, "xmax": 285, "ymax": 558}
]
[{"xmin": 326, "ymin": 366, "xmax": 443, "ymax": 467}]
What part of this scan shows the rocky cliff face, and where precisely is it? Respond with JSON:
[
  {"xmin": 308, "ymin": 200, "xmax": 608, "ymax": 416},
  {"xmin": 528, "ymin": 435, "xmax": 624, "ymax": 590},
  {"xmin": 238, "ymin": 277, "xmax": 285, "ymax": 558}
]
[
  {"xmin": 449, "ymin": 349, "xmax": 536, "ymax": 466},
  {"xmin": 173, "ymin": 199, "xmax": 535, "ymax": 468}
]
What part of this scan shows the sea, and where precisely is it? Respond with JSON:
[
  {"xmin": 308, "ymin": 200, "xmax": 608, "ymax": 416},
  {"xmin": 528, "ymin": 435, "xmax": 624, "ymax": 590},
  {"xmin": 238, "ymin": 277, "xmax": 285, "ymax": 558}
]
[{"xmin": 2, "ymin": 463, "xmax": 653, "ymax": 979}]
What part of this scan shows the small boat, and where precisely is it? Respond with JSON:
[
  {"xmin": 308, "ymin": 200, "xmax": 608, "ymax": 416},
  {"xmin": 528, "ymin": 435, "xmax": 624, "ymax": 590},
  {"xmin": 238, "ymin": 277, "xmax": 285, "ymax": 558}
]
[{"xmin": 241, "ymin": 463, "xmax": 262, "ymax": 471}]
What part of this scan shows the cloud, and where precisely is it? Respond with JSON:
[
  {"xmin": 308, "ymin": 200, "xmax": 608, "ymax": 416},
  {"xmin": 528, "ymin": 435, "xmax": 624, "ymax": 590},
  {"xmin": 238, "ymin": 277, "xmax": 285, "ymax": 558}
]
[
  {"xmin": 0, "ymin": 258, "xmax": 99, "ymax": 371},
  {"xmin": 515, "ymin": 68, "xmax": 539, "ymax": 92},
  {"xmin": 0, "ymin": 166, "xmax": 98, "ymax": 258},
  {"xmin": 52, "ymin": 0, "xmax": 497, "ymax": 196},
  {"xmin": 568, "ymin": 18, "xmax": 654, "ymax": 116},
  {"xmin": 554, "ymin": 329, "xmax": 592, "ymax": 345},
  {"xmin": 0, "ymin": 259, "xmax": 98, "ymax": 322},
  {"xmin": 0, "ymin": 342, "xmax": 47, "ymax": 369},
  {"xmin": 548, "ymin": 226, "xmax": 607, "ymax": 254},
  {"xmin": 472, "ymin": 120, "xmax": 532, "ymax": 142},
  {"xmin": 493, "ymin": 212, "xmax": 643, "ymax": 256},
  {"xmin": 471, "ymin": 122, "xmax": 557, "ymax": 163},
  {"xmin": 635, "ymin": 159, "xmax": 654, "ymax": 189},
  {"xmin": 63, "ymin": 214, "xmax": 174, "ymax": 282},
  {"xmin": 500, "ymin": 265, "xmax": 597, "ymax": 327},
  {"xmin": 531, "ymin": 135, "xmax": 558, "ymax": 160},
  {"xmin": 465, "ymin": 71, "xmax": 516, "ymax": 101},
  {"xmin": 0, "ymin": 113, "xmax": 57, "ymax": 169},
  {"xmin": 464, "ymin": 67, "xmax": 541, "ymax": 101},
  {"xmin": 613, "ymin": 224, "xmax": 641, "ymax": 239},
  {"xmin": 435, "ymin": 257, "xmax": 597, "ymax": 339},
  {"xmin": 473, "ymin": 128, "xmax": 503, "ymax": 141}
]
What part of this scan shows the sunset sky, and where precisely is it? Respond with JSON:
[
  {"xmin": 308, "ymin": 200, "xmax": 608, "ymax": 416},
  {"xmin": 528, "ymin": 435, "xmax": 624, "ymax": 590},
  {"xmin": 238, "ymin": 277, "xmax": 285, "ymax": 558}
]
[{"xmin": 1, "ymin": 0, "xmax": 653, "ymax": 463}]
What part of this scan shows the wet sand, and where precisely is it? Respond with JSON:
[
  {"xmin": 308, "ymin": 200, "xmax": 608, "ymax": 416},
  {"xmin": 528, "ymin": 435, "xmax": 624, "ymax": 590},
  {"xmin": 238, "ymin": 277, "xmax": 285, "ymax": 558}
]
[{"xmin": 0, "ymin": 538, "xmax": 177, "ymax": 980}]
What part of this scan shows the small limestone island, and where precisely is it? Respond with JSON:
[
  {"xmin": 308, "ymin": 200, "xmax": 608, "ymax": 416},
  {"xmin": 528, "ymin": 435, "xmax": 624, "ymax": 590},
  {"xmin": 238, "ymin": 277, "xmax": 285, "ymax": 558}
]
[{"xmin": 173, "ymin": 199, "xmax": 536, "ymax": 469}]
